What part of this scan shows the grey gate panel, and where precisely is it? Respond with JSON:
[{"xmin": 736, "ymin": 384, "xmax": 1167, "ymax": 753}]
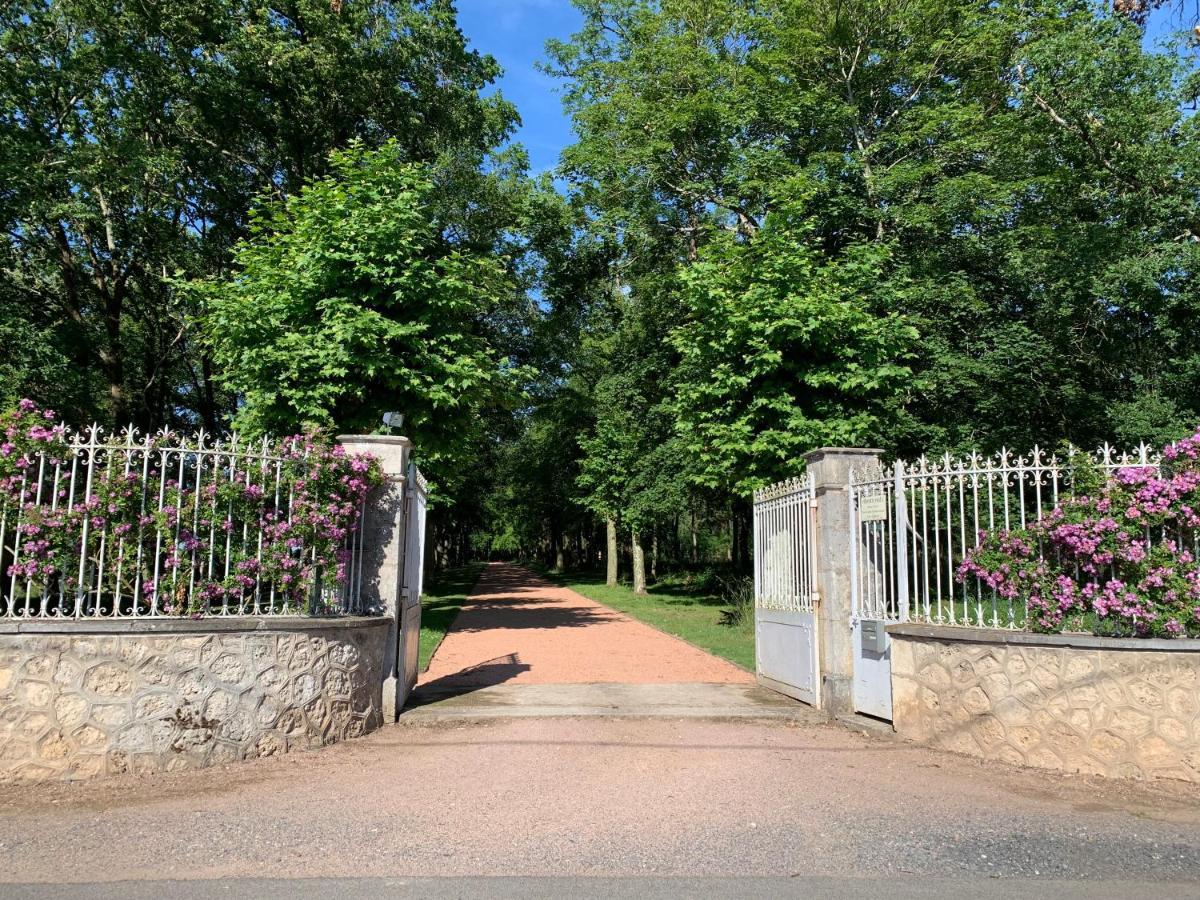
[{"xmin": 753, "ymin": 474, "xmax": 819, "ymax": 708}]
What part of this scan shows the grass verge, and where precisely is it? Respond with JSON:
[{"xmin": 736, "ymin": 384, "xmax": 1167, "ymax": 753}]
[
  {"xmin": 418, "ymin": 563, "xmax": 484, "ymax": 671},
  {"xmin": 536, "ymin": 567, "xmax": 755, "ymax": 671}
]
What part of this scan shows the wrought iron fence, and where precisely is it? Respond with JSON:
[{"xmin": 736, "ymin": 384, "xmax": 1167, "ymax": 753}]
[
  {"xmin": 849, "ymin": 463, "xmax": 902, "ymax": 623},
  {"xmin": 851, "ymin": 443, "xmax": 1165, "ymax": 629},
  {"xmin": 752, "ymin": 473, "xmax": 817, "ymax": 611},
  {"xmin": 0, "ymin": 424, "xmax": 376, "ymax": 620}
]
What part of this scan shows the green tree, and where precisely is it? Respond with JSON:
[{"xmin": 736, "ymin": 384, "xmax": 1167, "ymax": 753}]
[
  {"xmin": 200, "ymin": 141, "xmax": 518, "ymax": 482},
  {"xmin": 0, "ymin": 0, "xmax": 513, "ymax": 427},
  {"xmin": 672, "ymin": 203, "xmax": 917, "ymax": 496},
  {"xmin": 550, "ymin": 0, "xmax": 1200, "ymax": 465}
]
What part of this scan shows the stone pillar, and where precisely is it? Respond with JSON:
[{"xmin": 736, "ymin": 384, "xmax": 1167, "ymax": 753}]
[
  {"xmin": 337, "ymin": 435, "xmax": 412, "ymax": 722},
  {"xmin": 803, "ymin": 447, "xmax": 883, "ymax": 717}
]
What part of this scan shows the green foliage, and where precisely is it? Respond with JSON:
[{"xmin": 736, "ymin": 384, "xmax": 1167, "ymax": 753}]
[
  {"xmin": 510, "ymin": 0, "xmax": 1200, "ymax": 582},
  {"xmin": 0, "ymin": 0, "xmax": 514, "ymax": 428},
  {"xmin": 9, "ymin": 0, "xmax": 1200, "ymax": 587},
  {"xmin": 672, "ymin": 203, "xmax": 917, "ymax": 494},
  {"xmin": 549, "ymin": 0, "xmax": 1200, "ymax": 462},
  {"xmin": 200, "ymin": 142, "xmax": 519, "ymax": 485}
]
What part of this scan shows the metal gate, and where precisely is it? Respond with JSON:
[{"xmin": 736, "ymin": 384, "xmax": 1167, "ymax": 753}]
[
  {"xmin": 752, "ymin": 473, "xmax": 819, "ymax": 706},
  {"xmin": 396, "ymin": 463, "xmax": 428, "ymax": 709},
  {"xmin": 849, "ymin": 464, "xmax": 905, "ymax": 720}
]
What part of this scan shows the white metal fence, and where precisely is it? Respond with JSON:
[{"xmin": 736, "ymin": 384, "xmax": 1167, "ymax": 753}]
[
  {"xmin": 849, "ymin": 464, "xmax": 903, "ymax": 623},
  {"xmin": 0, "ymin": 424, "xmax": 378, "ymax": 620},
  {"xmin": 752, "ymin": 473, "xmax": 817, "ymax": 611},
  {"xmin": 852, "ymin": 443, "xmax": 1162, "ymax": 629}
]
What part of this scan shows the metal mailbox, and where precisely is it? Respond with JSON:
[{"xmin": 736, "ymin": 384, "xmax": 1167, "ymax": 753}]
[{"xmin": 860, "ymin": 618, "xmax": 888, "ymax": 655}]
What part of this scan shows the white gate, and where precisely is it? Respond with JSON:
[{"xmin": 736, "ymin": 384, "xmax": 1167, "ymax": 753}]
[
  {"xmin": 752, "ymin": 474, "xmax": 819, "ymax": 706},
  {"xmin": 849, "ymin": 464, "xmax": 905, "ymax": 720},
  {"xmin": 396, "ymin": 463, "xmax": 428, "ymax": 709}
]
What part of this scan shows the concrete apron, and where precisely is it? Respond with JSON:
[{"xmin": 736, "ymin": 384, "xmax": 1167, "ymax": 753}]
[{"xmin": 399, "ymin": 681, "xmax": 824, "ymax": 723}]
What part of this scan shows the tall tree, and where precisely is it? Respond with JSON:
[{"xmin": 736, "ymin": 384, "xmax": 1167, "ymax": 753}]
[
  {"xmin": 0, "ymin": 0, "xmax": 514, "ymax": 428},
  {"xmin": 199, "ymin": 141, "xmax": 524, "ymax": 487},
  {"xmin": 549, "ymin": 0, "xmax": 1200, "ymax": 468}
]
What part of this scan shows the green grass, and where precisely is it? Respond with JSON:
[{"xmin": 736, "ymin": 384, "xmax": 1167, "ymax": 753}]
[
  {"xmin": 418, "ymin": 563, "xmax": 484, "ymax": 671},
  {"xmin": 537, "ymin": 567, "xmax": 755, "ymax": 671}
]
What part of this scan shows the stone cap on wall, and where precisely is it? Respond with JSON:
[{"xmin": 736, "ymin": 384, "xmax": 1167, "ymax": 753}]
[
  {"xmin": 887, "ymin": 622, "xmax": 1200, "ymax": 653},
  {"xmin": 0, "ymin": 615, "xmax": 389, "ymax": 636},
  {"xmin": 803, "ymin": 447, "xmax": 885, "ymax": 461},
  {"xmin": 335, "ymin": 434, "xmax": 413, "ymax": 446}
]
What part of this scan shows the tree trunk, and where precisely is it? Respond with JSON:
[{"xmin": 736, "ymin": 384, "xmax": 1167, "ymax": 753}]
[
  {"xmin": 691, "ymin": 510, "xmax": 699, "ymax": 564},
  {"xmin": 650, "ymin": 530, "xmax": 658, "ymax": 581},
  {"xmin": 733, "ymin": 498, "xmax": 752, "ymax": 572},
  {"xmin": 554, "ymin": 534, "xmax": 565, "ymax": 573},
  {"xmin": 605, "ymin": 517, "xmax": 619, "ymax": 586},
  {"xmin": 631, "ymin": 528, "xmax": 647, "ymax": 595}
]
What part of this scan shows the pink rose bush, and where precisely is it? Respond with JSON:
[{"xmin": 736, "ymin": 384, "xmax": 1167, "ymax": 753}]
[
  {"xmin": 957, "ymin": 430, "xmax": 1200, "ymax": 638},
  {"xmin": 1, "ymin": 401, "xmax": 383, "ymax": 616}
]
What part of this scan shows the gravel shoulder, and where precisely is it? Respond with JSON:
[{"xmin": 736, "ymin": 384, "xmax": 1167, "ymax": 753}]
[{"xmin": 2, "ymin": 715, "xmax": 1200, "ymax": 885}]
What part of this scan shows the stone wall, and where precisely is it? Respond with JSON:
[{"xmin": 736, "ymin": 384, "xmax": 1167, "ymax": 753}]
[
  {"xmin": 0, "ymin": 617, "xmax": 389, "ymax": 782},
  {"xmin": 889, "ymin": 624, "xmax": 1200, "ymax": 782}
]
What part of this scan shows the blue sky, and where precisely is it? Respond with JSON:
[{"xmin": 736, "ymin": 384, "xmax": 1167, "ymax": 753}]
[
  {"xmin": 456, "ymin": 0, "xmax": 584, "ymax": 176},
  {"xmin": 455, "ymin": 1, "xmax": 1195, "ymax": 179}
]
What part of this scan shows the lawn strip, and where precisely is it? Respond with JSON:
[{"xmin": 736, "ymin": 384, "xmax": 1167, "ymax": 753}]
[
  {"xmin": 536, "ymin": 566, "xmax": 754, "ymax": 671},
  {"xmin": 418, "ymin": 562, "xmax": 485, "ymax": 671}
]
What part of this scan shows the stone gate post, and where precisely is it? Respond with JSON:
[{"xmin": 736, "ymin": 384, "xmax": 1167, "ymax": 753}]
[
  {"xmin": 337, "ymin": 435, "xmax": 412, "ymax": 722},
  {"xmin": 803, "ymin": 447, "xmax": 883, "ymax": 717}
]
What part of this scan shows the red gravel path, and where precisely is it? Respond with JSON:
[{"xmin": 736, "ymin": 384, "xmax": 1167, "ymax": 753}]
[{"xmin": 418, "ymin": 563, "xmax": 753, "ymax": 691}]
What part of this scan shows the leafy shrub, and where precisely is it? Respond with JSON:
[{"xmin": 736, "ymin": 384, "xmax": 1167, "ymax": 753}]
[
  {"xmin": 957, "ymin": 429, "xmax": 1200, "ymax": 637},
  {"xmin": 1, "ymin": 400, "xmax": 382, "ymax": 616},
  {"xmin": 717, "ymin": 573, "xmax": 755, "ymax": 627}
]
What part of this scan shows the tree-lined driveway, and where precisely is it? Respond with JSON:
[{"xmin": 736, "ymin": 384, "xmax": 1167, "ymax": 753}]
[{"xmin": 414, "ymin": 562, "xmax": 753, "ymax": 700}]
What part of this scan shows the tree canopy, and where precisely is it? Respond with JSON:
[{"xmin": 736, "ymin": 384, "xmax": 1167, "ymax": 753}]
[
  {"xmin": 199, "ymin": 142, "xmax": 520, "ymax": 477},
  {"xmin": 0, "ymin": 0, "xmax": 513, "ymax": 428},
  {"xmin": 3, "ymin": 0, "xmax": 1198, "ymax": 579}
]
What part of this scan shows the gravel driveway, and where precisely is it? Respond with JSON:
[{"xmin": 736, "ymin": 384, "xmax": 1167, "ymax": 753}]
[
  {"xmin": 2, "ymin": 715, "xmax": 1200, "ymax": 890},
  {"xmin": 417, "ymin": 563, "xmax": 752, "ymax": 694}
]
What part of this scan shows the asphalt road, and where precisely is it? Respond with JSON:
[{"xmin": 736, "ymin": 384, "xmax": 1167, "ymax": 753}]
[{"xmin": 6, "ymin": 875, "xmax": 1200, "ymax": 899}]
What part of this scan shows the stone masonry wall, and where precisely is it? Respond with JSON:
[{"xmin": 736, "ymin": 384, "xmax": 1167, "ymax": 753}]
[
  {"xmin": 0, "ymin": 618, "xmax": 388, "ymax": 782},
  {"xmin": 890, "ymin": 626, "xmax": 1200, "ymax": 782}
]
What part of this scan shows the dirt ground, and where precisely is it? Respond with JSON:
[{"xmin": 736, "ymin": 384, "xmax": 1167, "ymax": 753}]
[{"xmin": 2, "ymin": 715, "xmax": 1200, "ymax": 884}]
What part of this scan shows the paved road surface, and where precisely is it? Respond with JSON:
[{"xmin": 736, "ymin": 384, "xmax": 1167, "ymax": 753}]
[
  {"xmin": 416, "ymin": 563, "xmax": 752, "ymax": 696},
  {"xmin": 7, "ymin": 876, "xmax": 1200, "ymax": 899}
]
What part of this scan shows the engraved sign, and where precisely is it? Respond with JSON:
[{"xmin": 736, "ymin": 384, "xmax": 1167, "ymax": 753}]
[{"xmin": 858, "ymin": 492, "xmax": 889, "ymax": 521}]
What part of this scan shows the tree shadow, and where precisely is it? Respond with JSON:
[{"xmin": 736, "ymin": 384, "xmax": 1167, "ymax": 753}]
[
  {"xmin": 406, "ymin": 653, "xmax": 532, "ymax": 706},
  {"xmin": 648, "ymin": 585, "xmax": 727, "ymax": 608},
  {"xmin": 536, "ymin": 565, "xmax": 729, "ymax": 609},
  {"xmin": 451, "ymin": 607, "xmax": 619, "ymax": 633}
]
